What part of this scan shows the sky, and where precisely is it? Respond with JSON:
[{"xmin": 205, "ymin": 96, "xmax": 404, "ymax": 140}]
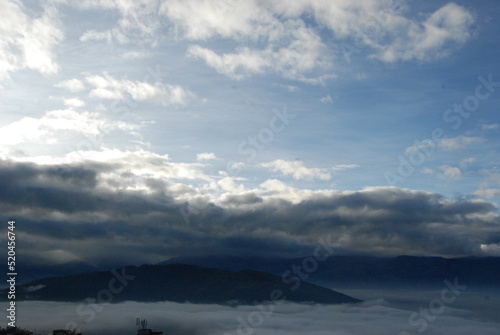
[{"xmin": 1, "ymin": 0, "xmax": 500, "ymax": 268}]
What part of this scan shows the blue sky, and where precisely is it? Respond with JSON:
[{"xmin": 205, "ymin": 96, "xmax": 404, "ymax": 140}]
[{"xmin": 1, "ymin": 0, "xmax": 500, "ymax": 266}]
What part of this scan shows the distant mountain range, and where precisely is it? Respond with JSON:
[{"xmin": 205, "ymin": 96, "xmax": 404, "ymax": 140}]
[
  {"xmin": 10, "ymin": 264, "xmax": 361, "ymax": 305},
  {"xmin": 8, "ymin": 254, "xmax": 499, "ymax": 306},
  {"xmin": 14, "ymin": 261, "xmax": 105, "ymax": 284},
  {"xmin": 14, "ymin": 255, "xmax": 500, "ymax": 289},
  {"xmin": 160, "ymin": 254, "xmax": 500, "ymax": 289}
]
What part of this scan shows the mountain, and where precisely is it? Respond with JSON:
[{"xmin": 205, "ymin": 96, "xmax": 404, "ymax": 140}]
[
  {"xmin": 9, "ymin": 264, "xmax": 361, "ymax": 305},
  {"xmin": 159, "ymin": 254, "xmax": 282, "ymax": 273},
  {"xmin": 14, "ymin": 261, "xmax": 103, "ymax": 284},
  {"xmin": 160, "ymin": 254, "xmax": 500, "ymax": 289}
]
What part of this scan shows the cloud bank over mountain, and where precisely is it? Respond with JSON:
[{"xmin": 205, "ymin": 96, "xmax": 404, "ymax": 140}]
[{"xmin": 1, "ymin": 156, "xmax": 498, "ymax": 268}]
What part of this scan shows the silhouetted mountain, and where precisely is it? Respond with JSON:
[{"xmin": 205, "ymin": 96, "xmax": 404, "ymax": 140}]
[
  {"xmin": 160, "ymin": 254, "xmax": 500, "ymax": 289},
  {"xmin": 9, "ymin": 264, "xmax": 361, "ymax": 305},
  {"xmin": 14, "ymin": 261, "xmax": 103, "ymax": 284},
  {"xmin": 159, "ymin": 254, "xmax": 282, "ymax": 273}
]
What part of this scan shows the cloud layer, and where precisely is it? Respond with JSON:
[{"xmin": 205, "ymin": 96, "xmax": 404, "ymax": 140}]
[
  {"xmin": 41, "ymin": 0, "xmax": 477, "ymax": 84},
  {"xmin": 13, "ymin": 298, "xmax": 500, "ymax": 335},
  {"xmin": 0, "ymin": 154, "xmax": 498, "ymax": 268}
]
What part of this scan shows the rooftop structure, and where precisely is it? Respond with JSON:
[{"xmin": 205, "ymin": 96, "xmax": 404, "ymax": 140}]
[
  {"xmin": 52, "ymin": 330, "xmax": 81, "ymax": 335},
  {"xmin": 136, "ymin": 318, "xmax": 162, "ymax": 335}
]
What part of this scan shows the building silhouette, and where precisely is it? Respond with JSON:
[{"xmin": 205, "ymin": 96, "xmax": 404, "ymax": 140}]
[
  {"xmin": 52, "ymin": 330, "xmax": 81, "ymax": 335},
  {"xmin": 136, "ymin": 318, "xmax": 162, "ymax": 335}
]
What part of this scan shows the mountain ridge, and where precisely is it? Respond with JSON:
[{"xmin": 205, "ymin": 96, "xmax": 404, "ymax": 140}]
[
  {"xmin": 160, "ymin": 254, "xmax": 500, "ymax": 289},
  {"xmin": 8, "ymin": 263, "xmax": 361, "ymax": 305}
]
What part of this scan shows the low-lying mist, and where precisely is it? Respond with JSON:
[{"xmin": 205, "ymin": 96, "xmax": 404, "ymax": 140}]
[{"xmin": 9, "ymin": 289, "xmax": 500, "ymax": 335}]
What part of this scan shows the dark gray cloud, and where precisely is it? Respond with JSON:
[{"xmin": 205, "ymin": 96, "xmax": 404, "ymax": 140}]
[{"xmin": 0, "ymin": 159, "xmax": 499, "ymax": 268}]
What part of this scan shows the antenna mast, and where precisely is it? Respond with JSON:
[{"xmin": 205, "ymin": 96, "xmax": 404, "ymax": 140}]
[{"xmin": 136, "ymin": 318, "xmax": 148, "ymax": 330}]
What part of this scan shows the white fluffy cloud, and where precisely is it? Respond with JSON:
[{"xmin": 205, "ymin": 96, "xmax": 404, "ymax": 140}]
[
  {"xmin": 73, "ymin": 149, "xmax": 212, "ymax": 185},
  {"xmin": 84, "ymin": 72, "xmax": 193, "ymax": 105},
  {"xmin": 54, "ymin": 72, "xmax": 193, "ymax": 109},
  {"xmin": 76, "ymin": 0, "xmax": 163, "ymax": 45},
  {"xmin": 55, "ymin": 78, "xmax": 86, "ymax": 92},
  {"xmin": 0, "ymin": 0, "xmax": 63, "ymax": 79},
  {"xmin": 474, "ymin": 189, "xmax": 500, "ymax": 199},
  {"xmin": 196, "ymin": 152, "xmax": 217, "ymax": 161},
  {"xmin": 373, "ymin": 3, "xmax": 475, "ymax": 62},
  {"xmin": 320, "ymin": 95, "xmax": 333, "ymax": 103},
  {"xmin": 68, "ymin": 0, "xmax": 475, "ymax": 83},
  {"xmin": 261, "ymin": 159, "xmax": 331, "ymax": 181},
  {"xmin": 439, "ymin": 136, "xmax": 483, "ymax": 151},
  {"xmin": 405, "ymin": 136, "xmax": 483, "ymax": 154},
  {"xmin": 482, "ymin": 123, "xmax": 500, "ymax": 130},
  {"xmin": 160, "ymin": 0, "xmax": 268, "ymax": 40},
  {"xmin": 0, "ymin": 109, "xmax": 140, "ymax": 153},
  {"xmin": 63, "ymin": 98, "xmax": 86, "ymax": 108},
  {"xmin": 186, "ymin": 19, "xmax": 331, "ymax": 83},
  {"xmin": 439, "ymin": 165, "xmax": 461, "ymax": 180},
  {"xmin": 332, "ymin": 164, "xmax": 360, "ymax": 171},
  {"xmin": 171, "ymin": 0, "xmax": 474, "ymax": 81}
]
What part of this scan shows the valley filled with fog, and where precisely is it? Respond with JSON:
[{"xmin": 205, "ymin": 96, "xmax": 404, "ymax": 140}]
[{"xmin": 13, "ymin": 288, "xmax": 500, "ymax": 335}]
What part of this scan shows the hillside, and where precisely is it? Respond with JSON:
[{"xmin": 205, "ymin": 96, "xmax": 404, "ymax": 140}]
[{"xmin": 10, "ymin": 264, "xmax": 361, "ymax": 305}]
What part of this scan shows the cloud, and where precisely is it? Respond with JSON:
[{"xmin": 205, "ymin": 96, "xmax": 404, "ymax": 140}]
[
  {"xmin": 0, "ymin": 109, "xmax": 139, "ymax": 148},
  {"xmin": 186, "ymin": 27, "xmax": 331, "ymax": 83},
  {"xmin": 55, "ymin": 78, "xmax": 86, "ymax": 92},
  {"xmin": 75, "ymin": 0, "xmax": 163, "ymax": 46},
  {"xmin": 14, "ymin": 299, "xmax": 500, "ymax": 335},
  {"xmin": 439, "ymin": 165, "xmax": 461, "ymax": 180},
  {"xmin": 0, "ymin": 0, "xmax": 63, "ymax": 79},
  {"xmin": 374, "ymin": 3, "xmax": 476, "ymax": 62},
  {"xmin": 273, "ymin": 83, "xmax": 299, "ymax": 92},
  {"xmin": 405, "ymin": 136, "xmax": 483, "ymax": 155},
  {"xmin": 121, "ymin": 50, "xmax": 151, "ymax": 59},
  {"xmin": 422, "ymin": 167, "xmax": 434, "ymax": 175},
  {"xmin": 187, "ymin": 45, "xmax": 269, "ymax": 80},
  {"xmin": 405, "ymin": 139, "xmax": 435, "ymax": 154},
  {"xmin": 160, "ymin": 0, "xmax": 269, "ymax": 40},
  {"xmin": 80, "ymin": 29, "xmax": 123, "ymax": 43},
  {"xmin": 475, "ymin": 171, "xmax": 500, "ymax": 200},
  {"xmin": 474, "ymin": 189, "xmax": 500, "ymax": 199},
  {"xmin": 84, "ymin": 72, "xmax": 193, "ymax": 105},
  {"xmin": 0, "ymin": 157, "xmax": 498, "ymax": 267},
  {"xmin": 320, "ymin": 95, "xmax": 333, "ymax": 103},
  {"xmin": 61, "ymin": 149, "xmax": 211, "ymax": 182},
  {"xmin": 261, "ymin": 159, "xmax": 331, "ymax": 180},
  {"xmin": 332, "ymin": 164, "xmax": 359, "ymax": 171},
  {"xmin": 196, "ymin": 152, "xmax": 217, "ymax": 161},
  {"xmin": 182, "ymin": 0, "xmax": 475, "ymax": 81},
  {"xmin": 63, "ymin": 98, "xmax": 86, "ymax": 108},
  {"xmin": 480, "ymin": 243, "xmax": 500, "ymax": 256},
  {"xmin": 481, "ymin": 123, "xmax": 500, "ymax": 130},
  {"xmin": 65, "ymin": 1, "xmax": 475, "ymax": 83},
  {"xmin": 176, "ymin": 1, "xmax": 333, "ymax": 83},
  {"xmin": 438, "ymin": 136, "xmax": 483, "ymax": 151},
  {"xmin": 273, "ymin": 1, "xmax": 475, "ymax": 64},
  {"xmin": 460, "ymin": 157, "xmax": 476, "ymax": 168},
  {"xmin": 54, "ymin": 72, "xmax": 193, "ymax": 109},
  {"xmin": 35, "ymin": 249, "xmax": 83, "ymax": 265}
]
